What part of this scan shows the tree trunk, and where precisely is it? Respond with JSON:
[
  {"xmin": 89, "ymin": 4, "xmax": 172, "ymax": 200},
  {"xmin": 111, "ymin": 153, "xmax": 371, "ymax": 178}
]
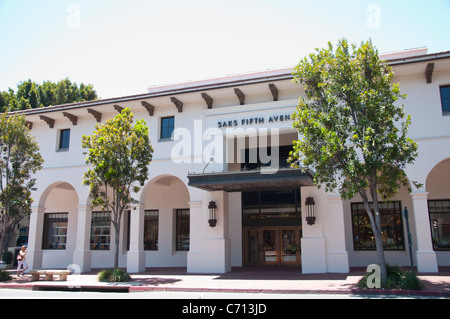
[
  {"xmin": 113, "ymin": 222, "xmax": 119, "ymax": 269},
  {"xmin": 361, "ymin": 192, "xmax": 388, "ymax": 286},
  {"xmin": 373, "ymin": 225, "xmax": 388, "ymax": 285},
  {"xmin": 0, "ymin": 212, "xmax": 9, "ymax": 258}
]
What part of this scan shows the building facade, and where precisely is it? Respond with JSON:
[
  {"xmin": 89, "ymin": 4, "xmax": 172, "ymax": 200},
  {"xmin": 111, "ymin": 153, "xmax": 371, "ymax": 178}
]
[{"xmin": 13, "ymin": 48, "xmax": 450, "ymax": 274}]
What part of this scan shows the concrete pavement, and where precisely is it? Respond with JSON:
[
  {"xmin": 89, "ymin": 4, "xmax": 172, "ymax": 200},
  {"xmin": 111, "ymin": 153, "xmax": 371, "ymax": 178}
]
[{"xmin": 1, "ymin": 267, "xmax": 449, "ymax": 297}]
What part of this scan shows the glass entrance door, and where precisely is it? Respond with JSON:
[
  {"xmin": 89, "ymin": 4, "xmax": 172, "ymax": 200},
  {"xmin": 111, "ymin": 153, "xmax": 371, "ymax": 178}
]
[
  {"xmin": 281, "ymin": 229, "xmax": 300, "ymax": 265},
  {"xmin": 263, "ymin": 230, "xmax": 277, "ymax": 263},
  {"xmin": 244, "ymin": 227, "xmax": 301, "ymax": 267}
]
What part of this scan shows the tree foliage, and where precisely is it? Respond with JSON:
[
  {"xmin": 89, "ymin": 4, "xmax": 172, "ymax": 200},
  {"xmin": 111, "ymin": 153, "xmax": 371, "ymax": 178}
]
[
  {"xmin": 82, "ymin": 108, "xmax": 153, "ymax": 268},
  {"xmin": 290, "ymin": 39, "xmax": 418, "ymax": 284},
  {"xmin": 0, "ymin": 78, "xmax": 98, "ymax": 113},
  {"xmin": 0, "ymin": 113, "xmax": 44, "ymax": 253}
]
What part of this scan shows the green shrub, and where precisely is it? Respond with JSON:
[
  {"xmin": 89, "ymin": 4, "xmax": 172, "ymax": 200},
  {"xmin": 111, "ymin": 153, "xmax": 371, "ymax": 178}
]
[
  {"xmin": 1, "ymin": 251, "xmax": 13, "ymax": 264},
  {"xmin": 358, "ymin": 264, "xmax": 422, "ymax": 290},
  {"xmin": 97, "ymin": 269, "xmax": 131, "ymax": 282},
  {"xmin": 385, "ymin": 264, "xmax": 403, "ymax": 289},
  {"xmin": 0, "ymin": 270, "xmax": 12, "ymax": 282},
  {"xmin": 401, "ymin": 271, "xmax": 423, "ymax": 290}
]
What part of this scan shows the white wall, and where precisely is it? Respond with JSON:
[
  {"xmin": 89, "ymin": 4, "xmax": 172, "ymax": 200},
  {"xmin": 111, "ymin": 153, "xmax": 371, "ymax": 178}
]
[{"xmin": 24, "ymin": 58, "xmax": 450, "ymax": 273}]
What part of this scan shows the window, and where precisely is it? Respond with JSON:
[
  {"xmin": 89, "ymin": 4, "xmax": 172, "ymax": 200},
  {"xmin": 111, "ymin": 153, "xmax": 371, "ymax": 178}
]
[
  {"xmin": 352, "ymin": 201, "xmax": 405, "ymax": 250},
  {"xmin": 42, "ymin": 213, "xmax": 68, "ymax": 249},
  {"xmin": 59, "ymin": 129, "xmax": 70, "ymax": 150},
  {"xmin": 144, "ymin": 210, "xmax": 159, "ymax": 250},
  {"xmin": 440, "ymin": 85, "xmax": 450, "ymax": 115},
  {"xmin": 241, "ymin": 145, "xmax": 293, "ymax": 170},
  {"xmin": 160, "ymin": 116, "xmax": 174, "ymax": 140},
  {"xmin": 176, "ymin": 209, "xmax": 190, "ymax": 251},
  {"xmin": 428, "ymin": 200, "xmax": 450, "ymax": 250},
  {"xmin": 242, "ymin": 189, "xmax": 301, "ymax": 224},
  {"xmin": 90, "ymin": 211, "xmax": 110, "ymax": 250}
]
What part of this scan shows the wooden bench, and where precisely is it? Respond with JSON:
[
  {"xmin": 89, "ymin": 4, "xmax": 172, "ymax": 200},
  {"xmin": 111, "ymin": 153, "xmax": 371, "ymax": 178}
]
[{"xmin": 30, "ymin": 270, "xmax": 71, "ymax": 281}]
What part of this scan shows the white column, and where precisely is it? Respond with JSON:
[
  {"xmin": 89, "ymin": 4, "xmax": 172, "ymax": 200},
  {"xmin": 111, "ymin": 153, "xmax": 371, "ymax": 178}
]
[
  {"xmin": 27, "ymin": 206, "xmax": 45, "ymax": 270},
  {"xmin": 324, "ymin": 194, "xmax": 349, "ymax": 273},
  {"xmin": 410, "ymin": 192, "xmax": 438, "ymax": 272},
  {"xmin": 72, "ymin": 205, "xmax": 92, "ymax": 273},
  {"xmin": 301, "ymin": 186, "xmax": 327, "ymax": 274},
  {"xmin": 127, "ymin": 203, "xmax": 145, "ymax": 273},
  {"xmin": 187, "ymin": 200, "xmax": 206, "ymax": 272},
  {"xmin": 187, "ymin": 191, "xmax": 231, "ymax": 273}
]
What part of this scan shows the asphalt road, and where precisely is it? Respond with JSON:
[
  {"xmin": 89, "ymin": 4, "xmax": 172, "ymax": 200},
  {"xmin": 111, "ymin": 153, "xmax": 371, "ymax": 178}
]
[{"xmin": 0, "ymin": 288, "xmax": 436, "ymax": 299}]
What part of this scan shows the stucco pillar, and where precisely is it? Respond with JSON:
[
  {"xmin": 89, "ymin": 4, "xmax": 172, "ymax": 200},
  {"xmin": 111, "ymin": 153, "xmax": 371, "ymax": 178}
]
[
  {"xmin": 324, "ymin": 194, "xmax": 349, "ymax": 273},
  {"xmin": 301, "ymin": 186, "xmax": 327, "ymax": 274},
  {"xmin": 410, "ymin": 191, "xmax": 438, "ymax": 272},
  {"xmin": 187, "ymin": 200, "xmax": 205, "ymax": 272},
  {"xmin": 27, "ymin": 206, "xmax": 45, "ymax": 270},
  {"xmin": 127, "ymin": 203, "xmax": 145, "ymax": 273},
  {"xmin": 72, "ymin": 205, "xmax": 92, "ymax": 273},
  {"xmin": 187, "ymin": 191, "xmax": 231, "ymax": 273}
]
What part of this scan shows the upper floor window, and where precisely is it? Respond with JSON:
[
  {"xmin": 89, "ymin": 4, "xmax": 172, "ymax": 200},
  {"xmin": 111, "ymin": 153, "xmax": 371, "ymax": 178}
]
[
  {"xmin": 59, "ymin": 129, "xmax": 70, "ymax": 150},
  {"xmin": 160, "ymin": 116, "xmax": 174, "ymax": 140},
  {"xmin": 440, "ymin": 85, "xmax": 450, "ymax": 115}
]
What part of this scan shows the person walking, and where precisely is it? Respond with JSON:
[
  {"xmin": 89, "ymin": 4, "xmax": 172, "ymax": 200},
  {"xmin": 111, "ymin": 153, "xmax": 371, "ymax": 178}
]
[{"xmin": 16, "ymin": 246, "xmax": 28, "ymax": 276}]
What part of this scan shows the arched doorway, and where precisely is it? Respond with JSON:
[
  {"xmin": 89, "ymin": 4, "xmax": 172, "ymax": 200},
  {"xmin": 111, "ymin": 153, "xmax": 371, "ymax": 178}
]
[
  {"xmin": 139, "ymin": 175, "xmax": 191, "ymax": 267},
  {"xmin": 37, "ymin": 182, "xmax": 79, "ymax": 268},
  {"xmin": 426, "ymin": 158, "xmax": 450, "ymax": 255}
]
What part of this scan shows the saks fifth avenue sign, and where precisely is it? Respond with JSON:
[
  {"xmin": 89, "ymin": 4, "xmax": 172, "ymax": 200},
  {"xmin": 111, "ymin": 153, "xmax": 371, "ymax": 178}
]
[{"xmin": 217, "ymin": 113, "xmax": 292, "ymax": 128}]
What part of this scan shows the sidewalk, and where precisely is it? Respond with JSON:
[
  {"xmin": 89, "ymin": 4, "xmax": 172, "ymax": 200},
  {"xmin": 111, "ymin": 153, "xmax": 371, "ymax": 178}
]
[{"xmin": 1, "ymin": 267, "xmax": 450, "ymax": 297}]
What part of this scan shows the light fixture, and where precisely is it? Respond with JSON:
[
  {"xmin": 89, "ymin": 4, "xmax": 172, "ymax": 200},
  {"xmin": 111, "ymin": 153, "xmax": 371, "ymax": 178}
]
[
  {"xmin": 208, "ymin": 201, "xmax": 217, "ymax": 227},
  {"xmin": 305, "ymin": 197, "xmax": 316, "ymax": 225}
]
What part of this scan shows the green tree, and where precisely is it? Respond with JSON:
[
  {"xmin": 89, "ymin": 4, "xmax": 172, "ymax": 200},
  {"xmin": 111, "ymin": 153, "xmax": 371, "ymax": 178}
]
[
  {"xmin": 0, "ymin": 92, "xmax": 6, "ymax": 113},
  {"xmin": 289, "ymin": 39, "xmax": 418, "ymax": 285},
  {"xmin": 17, "ymin": 97, "xmax": 31, "ymax": 111},
  {"xmin": 38, "ymin": 81, "xmax": 57, "ymax": 107},
  {"xmin": 1, "ymin": 89, "xmax": 17, "ymax": 112},
  {"xmin": 28, "ymin": 83, "xmax": 39, "ymax": 109},
  {"xmin": 81, "ymin": 108, "xmax": 153, "ymax": 268},
  {"xmin": 0, "ymin": 78, "xmax": 98, "ymax": 112},
  {"xmin": 0, "ymin": 113, "xmax": 44, "ymax": 255},
  {"xmin": 55, "ymin": 80, "xmax": 67, "ymax": 105}
]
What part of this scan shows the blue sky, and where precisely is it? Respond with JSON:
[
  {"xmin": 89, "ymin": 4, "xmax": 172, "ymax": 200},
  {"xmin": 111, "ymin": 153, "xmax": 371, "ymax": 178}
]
[{"xmin": 0, "ymin": 0, "xmax": 449, "ymax": 99}]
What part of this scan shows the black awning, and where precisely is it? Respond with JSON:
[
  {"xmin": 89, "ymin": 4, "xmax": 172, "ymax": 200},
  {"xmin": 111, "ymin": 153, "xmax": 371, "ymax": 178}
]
[{"xmin": 187, "ymin": 168, "xmax": 314, "ymax": 192}]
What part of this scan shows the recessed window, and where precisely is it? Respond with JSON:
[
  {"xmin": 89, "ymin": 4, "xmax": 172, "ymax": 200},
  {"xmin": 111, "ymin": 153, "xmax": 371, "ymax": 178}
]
[
  {"xmin": 440, "ymin": 85, "xmax": 450, "ymax": 115},
  {"xmin": 351, "ymin": 201, "xmax": 405, "ymax": 251},
  {"xmin": 176, "ymin": 209, "xmax": 190, "ymax": 251},
  {"xmin": 42, "ymin": 213, "xmax": 68, "ymax": 250},
  {"xmin": 144, "ymin": 210, "xmax": 159, "ymax": 250},
  {"xmin": 242, "ymin": 189, "xmax": 301, "ymax": 223},
  {"xmin": 160, "ymin": 116, "xmax": 174, "ymax": 140},
  {"xmin": 90, "ymin": 211, "xmax": 110, "ymax": 250},
  {"xmin": 59, "ymin": 129, "xmax": 70, "ymax": 150},
  {"xmin": 428, "ymin": 200, "xmax": 450, "ymax": 251}
]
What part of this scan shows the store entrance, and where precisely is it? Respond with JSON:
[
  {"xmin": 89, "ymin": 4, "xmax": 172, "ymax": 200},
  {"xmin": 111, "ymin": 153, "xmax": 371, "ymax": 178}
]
[
  {"xmin": 241, "ymin": 188, "xmax": 302, "ymax": 267},
  {"xmin": 243, "ymin": 227, "xmax": 302, "ymax": 266}
]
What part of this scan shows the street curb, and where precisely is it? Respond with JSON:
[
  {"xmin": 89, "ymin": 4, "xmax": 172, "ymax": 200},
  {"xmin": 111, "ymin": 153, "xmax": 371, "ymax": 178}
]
[
  {"xmin": 0, "ymin": 283, "xmax": 448, "ymax": 297},
  {"xmin": 128, "ymin": 286, "xmax": 450, "ymax": 297}
]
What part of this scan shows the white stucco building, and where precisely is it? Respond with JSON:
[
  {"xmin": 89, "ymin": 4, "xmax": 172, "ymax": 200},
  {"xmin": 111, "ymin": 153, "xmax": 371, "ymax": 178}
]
[{"xmin": 11, "ymin": 47, "xmax": 450, "ymax": 274}]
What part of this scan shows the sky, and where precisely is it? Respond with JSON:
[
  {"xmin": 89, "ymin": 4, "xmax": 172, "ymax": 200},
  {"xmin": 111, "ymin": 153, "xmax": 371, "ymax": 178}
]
[{"xmin": 0, "ymin": 0, "xmax": 449, "ymax": 99}]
